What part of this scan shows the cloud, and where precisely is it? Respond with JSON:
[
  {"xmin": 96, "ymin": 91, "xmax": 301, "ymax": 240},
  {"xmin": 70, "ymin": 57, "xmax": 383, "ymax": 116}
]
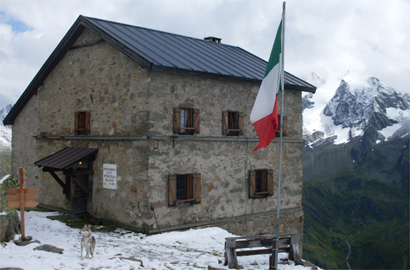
[
  {"xmin": 0, "ymin": 11, "xmax": 32, "ymax": 33},
  {"xmin": 0, "ymin": 0, "xmax": 409, "ymax": 108}
]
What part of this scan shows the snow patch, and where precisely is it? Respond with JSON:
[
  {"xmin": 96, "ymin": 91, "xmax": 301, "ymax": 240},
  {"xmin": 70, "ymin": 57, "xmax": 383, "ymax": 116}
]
[
  {"xmin": 380, "ymin": 123, "xmax": 402, "ymax": 140},
  {"xmin": 386, "ymin": 107, "xmax": 410, "ymax": 121},
  {"xmin": 0, "ymin": 174, "xmax": 10, "ymax": 184}
]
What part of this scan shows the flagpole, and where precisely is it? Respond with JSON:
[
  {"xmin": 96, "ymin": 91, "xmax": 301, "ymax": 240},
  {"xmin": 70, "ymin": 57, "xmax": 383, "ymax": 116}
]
[{"xmin": 273, "ymin": 2, "xmax": 286, "ymax": 269}]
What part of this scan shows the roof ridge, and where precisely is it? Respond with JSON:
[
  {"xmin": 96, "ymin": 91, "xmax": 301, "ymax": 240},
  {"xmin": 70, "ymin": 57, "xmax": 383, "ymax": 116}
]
[{"xmin": 81, "ymin": 15, "xmax": 242, "ymax": 50}]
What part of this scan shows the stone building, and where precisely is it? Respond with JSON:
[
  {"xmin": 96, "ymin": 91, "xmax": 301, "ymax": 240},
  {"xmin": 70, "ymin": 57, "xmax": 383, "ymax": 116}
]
[{"xmin": 3, "ymin": 16, "xmax": 316, "ymax": 239}]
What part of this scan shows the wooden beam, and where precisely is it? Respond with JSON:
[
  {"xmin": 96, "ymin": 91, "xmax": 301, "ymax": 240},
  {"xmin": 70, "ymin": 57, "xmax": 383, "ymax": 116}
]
[
  {"xmin": 64, "ymin": 171, "xmax": 94, "ymax": 176},
  {"xmin": 48, "ymin": 171, "xmax": 66, "ymax": 189},
  {"xmin": 71, "ymin": 176, "xmax": 89, "ymax": 196}
]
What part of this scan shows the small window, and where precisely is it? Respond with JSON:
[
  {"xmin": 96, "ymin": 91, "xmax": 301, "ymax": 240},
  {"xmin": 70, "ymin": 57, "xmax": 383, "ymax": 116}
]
[
  {"xmin": 75, "ymin": 111, "xmax": 90, "ymax": 135},
  {"xmin": 275, "ymin": 115, "xmax": 288, "ymax": 137},
  {"xmin": 176, "ymin": 174, "xmax": 193, "ymax": 201},
  {"xmin": 249, "ymin": 169, "xmax": 273, "ymax": 198},
  {"xmin": 168, "ymin": 173, "xmax": 201, "ymax": 206},
  {"xmin": 173, "ymin": 108, "xmax": 200, "ymax": 135},
  {"xmin": 222, "ymin": 111, "xmax": 244, "ymax": 136}
]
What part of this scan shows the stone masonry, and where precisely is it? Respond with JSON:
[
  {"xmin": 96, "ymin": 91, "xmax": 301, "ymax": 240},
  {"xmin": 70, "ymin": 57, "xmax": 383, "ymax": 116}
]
[{"xmin": 11, "ymin": 29, "xmax": 304, "ymax": 246}]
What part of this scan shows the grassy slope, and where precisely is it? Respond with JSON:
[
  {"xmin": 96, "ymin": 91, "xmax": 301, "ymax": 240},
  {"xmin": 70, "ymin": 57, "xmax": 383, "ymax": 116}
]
[{"xmin": 303, "ymin": 173, "xmax": 409, "ymax": 269}]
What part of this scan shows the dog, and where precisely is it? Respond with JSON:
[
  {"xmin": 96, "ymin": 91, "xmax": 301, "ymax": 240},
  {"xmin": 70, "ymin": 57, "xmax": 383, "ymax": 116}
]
[{"xmin": 80, "ymin": 224, "xmax": 96, "ymax": 259}]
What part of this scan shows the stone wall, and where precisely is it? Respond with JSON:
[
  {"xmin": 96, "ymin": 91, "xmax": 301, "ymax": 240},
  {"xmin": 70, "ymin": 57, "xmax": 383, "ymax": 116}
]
[
  {"xmin": 11, "ymin": 95, "xmax": 42, "ymax": 197},
  {"xmin": 11, "ymin": 28, "xmax": 304, "ymax": 240}
]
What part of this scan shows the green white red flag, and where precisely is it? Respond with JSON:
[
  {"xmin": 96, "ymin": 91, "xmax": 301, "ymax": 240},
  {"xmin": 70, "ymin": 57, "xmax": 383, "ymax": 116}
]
[{"xmin": 250, "ymin": 19, "xmax": 283, "ymax": 152}]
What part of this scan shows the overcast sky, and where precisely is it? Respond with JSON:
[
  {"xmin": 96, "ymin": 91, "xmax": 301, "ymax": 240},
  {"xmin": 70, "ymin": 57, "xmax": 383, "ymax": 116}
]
[{"xmin": 0, "ymin": 0, "xmax": 409, "ymax": 108}]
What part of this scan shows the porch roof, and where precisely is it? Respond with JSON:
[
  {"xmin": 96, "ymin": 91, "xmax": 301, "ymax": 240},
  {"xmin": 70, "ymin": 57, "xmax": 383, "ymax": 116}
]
[{"xmin": 34, "ymin": 147, "xmax": 98, "ymax": 171}]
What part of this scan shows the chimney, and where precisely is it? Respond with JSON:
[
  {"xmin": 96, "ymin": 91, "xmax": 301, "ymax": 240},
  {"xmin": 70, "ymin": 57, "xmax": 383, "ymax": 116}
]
[{"xmin": 204, "ymin": 36, "xmax": 222, "ymax": 43}]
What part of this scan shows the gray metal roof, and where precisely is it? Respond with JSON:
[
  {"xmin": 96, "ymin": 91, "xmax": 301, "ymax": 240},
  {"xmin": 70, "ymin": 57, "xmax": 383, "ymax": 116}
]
[
  {"xmin": 82, "ymin": 16, "xmax": 316, "ymax": 91},
  {"xmin": 34, "ymin": 147, "xmax": 98, "ymax": 170},
  {"xmin": 3, "ymin": 15, "xmax": 316, "ymax": 126}
]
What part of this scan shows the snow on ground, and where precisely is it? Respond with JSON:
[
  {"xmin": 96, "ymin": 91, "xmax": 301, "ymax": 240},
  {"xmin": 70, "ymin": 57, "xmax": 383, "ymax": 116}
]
[{"xmin": 0, "ymin": 211, "xmax": 315, "ymax": 270}]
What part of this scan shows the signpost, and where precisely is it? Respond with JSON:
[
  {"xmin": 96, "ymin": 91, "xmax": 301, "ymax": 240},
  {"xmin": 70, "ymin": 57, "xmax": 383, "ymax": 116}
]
[{"xmin": 7, "ymin": 168, "xmax": 39, "ymax": 240}]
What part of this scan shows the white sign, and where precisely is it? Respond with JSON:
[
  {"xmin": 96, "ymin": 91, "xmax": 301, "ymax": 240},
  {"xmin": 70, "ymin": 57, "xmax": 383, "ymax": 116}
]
[{"xmin": 103, "ymin": 164, "xmax": 117, "ymax": 189}]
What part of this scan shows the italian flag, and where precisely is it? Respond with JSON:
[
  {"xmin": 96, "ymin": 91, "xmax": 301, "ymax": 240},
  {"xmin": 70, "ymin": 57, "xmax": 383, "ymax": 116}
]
[{"xmin": 250, "ymin": 20, "xmax": 283, "ymax": 152}]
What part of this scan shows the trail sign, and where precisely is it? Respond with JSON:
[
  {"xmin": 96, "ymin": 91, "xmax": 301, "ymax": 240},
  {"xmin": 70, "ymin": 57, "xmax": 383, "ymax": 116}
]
[
  {"xmin": 8, "ymin": 189, "xmax": 39, "ymax": 208},
  {"xmin": 7, "ymin": 168, "xmax": 39, "ymax": 240}
]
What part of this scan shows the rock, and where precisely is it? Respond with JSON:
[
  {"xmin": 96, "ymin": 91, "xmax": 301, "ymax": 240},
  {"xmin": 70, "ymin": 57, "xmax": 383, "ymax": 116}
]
[
  {"xmin": 119, "ymin": 257, "xmax": 144, "ymax": 266},
  {"xmin": 0, "ymin": 211, "xmax": 21, "ymax": 242},
  {"xmin": 33, "ymin": 244, "xmax": 64, "ymax": 254},
  {"xmin": 303, "ymin": 260, "xmax": 318, "ymax": 270},
  {"xmin": 208, "ymin": 266, "xmax": 227, "ymax": 270}
]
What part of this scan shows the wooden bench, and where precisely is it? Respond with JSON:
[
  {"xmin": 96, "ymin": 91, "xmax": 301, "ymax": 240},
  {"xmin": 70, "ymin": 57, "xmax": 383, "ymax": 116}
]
[{"xmin": 224, "ymin": 234, "xmax": 303, "ymax": 269}]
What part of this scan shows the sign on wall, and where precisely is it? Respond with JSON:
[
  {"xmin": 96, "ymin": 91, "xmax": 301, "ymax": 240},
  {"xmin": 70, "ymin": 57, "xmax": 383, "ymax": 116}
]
[{"xmin": 103, "ymin": 164, "xmax": 117, "ymax": 189}]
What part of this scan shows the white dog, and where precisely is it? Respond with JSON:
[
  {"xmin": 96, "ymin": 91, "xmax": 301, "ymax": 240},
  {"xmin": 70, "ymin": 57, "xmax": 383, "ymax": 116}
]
[{"xmin": 80, "ymin": 224, "xmax": 96, "ymax": 259}]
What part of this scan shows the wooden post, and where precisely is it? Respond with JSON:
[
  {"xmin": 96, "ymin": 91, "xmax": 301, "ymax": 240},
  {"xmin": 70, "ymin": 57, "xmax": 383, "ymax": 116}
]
[
  {"xmin": 7, "ymin": 168, "xmax": 38, "ymax": 242},
  {"xmin": 19, "ymin": 168, "xmax": 26, "ymax": 240}
]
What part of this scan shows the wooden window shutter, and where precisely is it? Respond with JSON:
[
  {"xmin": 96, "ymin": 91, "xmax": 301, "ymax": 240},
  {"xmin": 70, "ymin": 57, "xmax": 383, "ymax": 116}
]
[
  {"xmin": 74, "ymin": 112, "xmax": 79, "ymax": 135},
  {"xmin": 85, "ymin": 111, "xmax": 91, "ymax": 135},
  {"xmin": 222, "ymin": 111, "xmax": 229, "ymax": 135},
  {"xmin": 193, "ymin": 173, "xmax": 201, "ymax": 204},
  {"xmin": 193, "ymin": 109, "xmax": 200, "ymax": 134},
  {"xmin": 267, "ymin": 169, "xmax": 274, "ymax": 196},
  {"xmin": 238, "ymin": 112, "xmax": 244, "ymax": 135},
  {"xmin": 173, "ymin": 108, "xmax": 181, "ymax": 134},
  {"xmin": 249, "ymin": 171, "xmax": 256, "ymax": 198},
  {"xmin": 168, "ymin": 174, "xmax": 177, "ymax": 206},
  {"xmin": 186, "ymin": 174, "xmax": 193, "ymax": 199},
  {"xmin": 276, "ymin": 115, "xmax": 288, "ymax": 137}
]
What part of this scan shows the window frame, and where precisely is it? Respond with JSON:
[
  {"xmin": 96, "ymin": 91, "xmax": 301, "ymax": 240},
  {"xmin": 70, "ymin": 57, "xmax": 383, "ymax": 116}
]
[
  {"xmin": 74, "ymin": 111, "xmax": 90, "ymax": 135},
  {"xmin": 222, "ymin": 111, "xmax": 244, "ymax": 136},
  {"xmin": 168, "ymin": 173, "xmax": 201, "ymax": 206},
  {"xmin": 173, "ymin": 108, "xmax": 200, "ymax": 135},
  {"xmin": 249, "ymin": 169, "xmax": 274, "ymax": 198}
]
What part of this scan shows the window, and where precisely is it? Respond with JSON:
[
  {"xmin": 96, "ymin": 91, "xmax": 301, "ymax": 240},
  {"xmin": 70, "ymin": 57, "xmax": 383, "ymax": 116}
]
[
  {"xmin": 275, "ymin": 115, "xmax": 288, "ymax": 137},
  {"xmin": 249, "ymin": 169, "xmax": 273, "ymax": 198},
  {"xmin": 173, "ymin": 108, "xmax": 200, "ymax": 135},
  {"xmin": 168, "ymin": 173, "xmax": 201, "ymax": 206},
  {"xmin": 74, "ymin": 111, "xmax": 90, "ymax": 135},
  {"xmin": 222, "ymin": 111, "xmax": 244, "ymax": 136}
]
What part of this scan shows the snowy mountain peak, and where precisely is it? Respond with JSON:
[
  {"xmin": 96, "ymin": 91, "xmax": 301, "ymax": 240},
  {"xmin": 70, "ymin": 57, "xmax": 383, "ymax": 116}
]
[
  {"xmin": 303, "ymin": 73, "xmax": 410, "ymax": 146},
  {"xmin": 307, "ymin": 72, "xmax": 327, "ymax": 88},
  {"xmin": 0, "ymin": 104, "xmax": 12, "ymax": 150},
  {"xmin": 0, "ymin": 104, "xmax": 13, "ymax": 123}
]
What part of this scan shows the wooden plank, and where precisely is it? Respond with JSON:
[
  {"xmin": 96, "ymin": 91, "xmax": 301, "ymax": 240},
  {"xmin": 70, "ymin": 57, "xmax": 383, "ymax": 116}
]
[
  {"xmin": 236, "ymin": 247, "xmax": 290, "ymax": 257},
  {"xmin": 8, "ymin": 194, "xmax": 39, "ymax": 201},
  {"xmin": 8, "ymin": 188, "xmax": 38, "ymax": 195},
  {"xmin": 8, "ymin": 200, "xmax": 39, "ymax": 208},
  {"xmin": 235, "ymin": 238, "xmax": 290, "ymax": 249}
]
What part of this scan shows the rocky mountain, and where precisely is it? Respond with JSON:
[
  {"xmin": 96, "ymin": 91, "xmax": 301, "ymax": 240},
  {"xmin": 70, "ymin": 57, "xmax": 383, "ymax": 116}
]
[
  {"xmin": 0, "ymin": 104, "xmax": 12, "ymax": 150},
  {"xmin": 303, "ymin": 72, "xmax": 410, "ymax": 148},
  {"xmin": 0, "ymin": 104, "xmax": 12, "ymax": 178},
  {"xmin": 301, "ymin": 73, "xmax": 409, "ymax": 269}
]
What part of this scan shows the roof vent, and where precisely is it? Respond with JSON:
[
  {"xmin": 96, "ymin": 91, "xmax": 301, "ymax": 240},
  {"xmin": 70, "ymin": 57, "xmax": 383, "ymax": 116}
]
[{"xmin": 204, "ymin": 36, "xmax": 221, "ymax": 43}]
